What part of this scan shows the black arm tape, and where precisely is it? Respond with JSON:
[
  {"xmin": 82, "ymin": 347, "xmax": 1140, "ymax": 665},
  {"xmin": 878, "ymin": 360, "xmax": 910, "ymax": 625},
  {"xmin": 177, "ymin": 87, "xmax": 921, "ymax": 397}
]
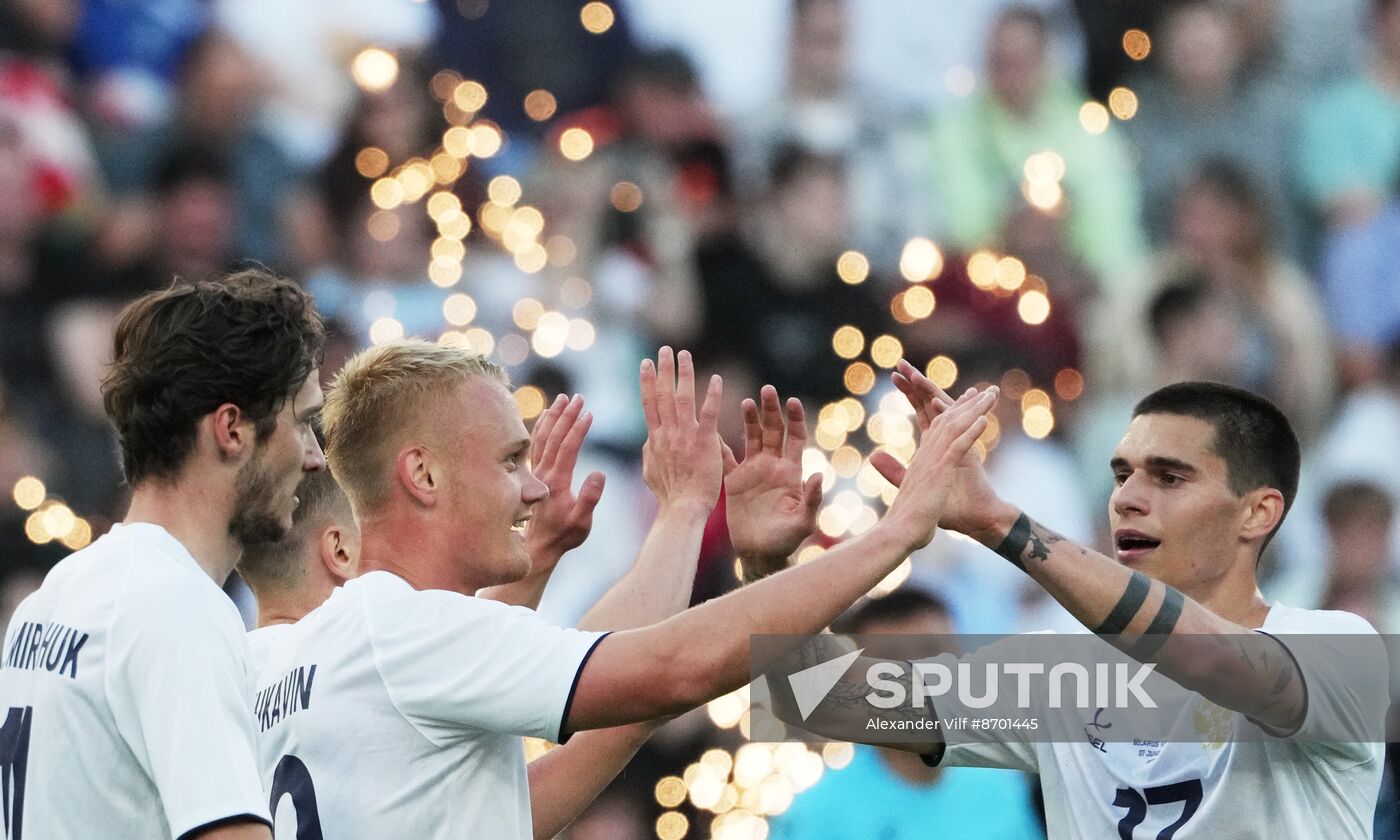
[
  {"xmin": 991, "ymin": 512, "xmax": 1033, "ymax": 570},
  {"xmin": 1093, "ymin": 570, "xmax": 1152, "ymax": 636}
]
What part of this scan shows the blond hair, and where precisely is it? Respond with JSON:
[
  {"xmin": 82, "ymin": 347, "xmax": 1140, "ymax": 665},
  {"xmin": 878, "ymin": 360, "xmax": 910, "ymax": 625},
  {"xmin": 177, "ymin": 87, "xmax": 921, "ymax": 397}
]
[{"xmin": 322, "ymin": 339, "xmax": 507, "ymax": 512}]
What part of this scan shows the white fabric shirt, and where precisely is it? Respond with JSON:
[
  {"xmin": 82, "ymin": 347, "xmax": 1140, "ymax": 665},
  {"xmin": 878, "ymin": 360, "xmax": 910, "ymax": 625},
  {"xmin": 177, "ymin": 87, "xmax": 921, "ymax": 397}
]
[
  {"xmin": 248, "ymin": 570, "xmax": 607, "ymax": 840},
  {"xmin": 939, "ymin": 605, "xmax": 1386, "ymax": 839},
  {"xmin": 0, "ymin": 523, "xmax": 270, "ymax": 839}
]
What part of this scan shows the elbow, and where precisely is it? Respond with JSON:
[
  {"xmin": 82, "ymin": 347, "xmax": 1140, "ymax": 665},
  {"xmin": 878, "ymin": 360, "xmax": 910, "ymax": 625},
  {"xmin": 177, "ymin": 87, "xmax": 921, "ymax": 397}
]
[{"xmin": 653, "ymin": 634, "xmax": 736, "ymax": 718}]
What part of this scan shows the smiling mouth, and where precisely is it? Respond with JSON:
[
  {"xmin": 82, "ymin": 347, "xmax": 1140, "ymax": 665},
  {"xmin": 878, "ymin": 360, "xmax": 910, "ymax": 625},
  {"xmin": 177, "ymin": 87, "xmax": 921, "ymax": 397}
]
[{"xmin": 510, "ymin": 517, "xmax": 529, "ymax": 533}]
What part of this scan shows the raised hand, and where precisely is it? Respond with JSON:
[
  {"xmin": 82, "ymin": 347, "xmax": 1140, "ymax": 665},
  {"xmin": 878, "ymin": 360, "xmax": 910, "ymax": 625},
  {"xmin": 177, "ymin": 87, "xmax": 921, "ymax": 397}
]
[
  {"xmin": 639, "ymin": 347, "xmax": 724, "ymax": 513},
  {"xmin": 871, "ymin": 360, "xmax": 1004, "ymax": 540},
  {"xmin": 524, "ymin": 393, "xmax": 607, "ymax": 571},
  {"xmin": 880, "ymin": 387, "xmax": 999, "ymax": 551},
  {"xmin": 723, "ymin": 385, "xmax": 822, "ymax": 577}
]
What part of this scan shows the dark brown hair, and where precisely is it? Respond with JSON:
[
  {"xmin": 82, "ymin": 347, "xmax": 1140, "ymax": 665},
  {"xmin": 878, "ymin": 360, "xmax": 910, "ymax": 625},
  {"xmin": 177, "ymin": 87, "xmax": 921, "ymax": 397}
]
[
  {"xmin": 102, "ymin": 268, "xmax": 325, "ymax": 484},
  {"xmin": 1134, "ymin": 381, "xmax": 1300, "ymax": 550}
]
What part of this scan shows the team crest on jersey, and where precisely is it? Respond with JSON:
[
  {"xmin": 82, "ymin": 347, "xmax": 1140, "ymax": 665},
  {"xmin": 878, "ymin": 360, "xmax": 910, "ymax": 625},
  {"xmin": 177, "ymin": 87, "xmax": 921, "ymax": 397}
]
[
  {"xmin": 1083, "ymin": 707, "xmax": 1111, "ymax": 753},
  {"xmin": 1193, "ymin": 697, "xmax": 1232, "ymax": 750}
]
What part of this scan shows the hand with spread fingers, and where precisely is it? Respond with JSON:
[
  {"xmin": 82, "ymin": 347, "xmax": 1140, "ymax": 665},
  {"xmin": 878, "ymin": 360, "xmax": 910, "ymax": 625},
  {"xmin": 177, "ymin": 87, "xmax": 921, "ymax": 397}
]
[
  {"xmin": 523, "ymin": 392, "xmax": 607, "ymax": 571},
  {"xmin": 723, "ymin": 385, "xmax": 823, "ymax": 581},
  {"xmin": 869, "ymin": 360, "xmax": 1006, "ymax": 543},
  {"xmin": 638, "ymin": 347, "xmax": 725, "ymax": 514},
  {"xmin": 878, "ymin": 384, "xmax": 1000, "ymax": 551}
]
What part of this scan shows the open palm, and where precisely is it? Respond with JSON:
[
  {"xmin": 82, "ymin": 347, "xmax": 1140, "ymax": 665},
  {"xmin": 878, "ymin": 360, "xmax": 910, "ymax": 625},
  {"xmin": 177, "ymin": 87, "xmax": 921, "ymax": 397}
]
[{"xmin": 724, "ymin": 386, "xmax": 822, "ymax": 564}]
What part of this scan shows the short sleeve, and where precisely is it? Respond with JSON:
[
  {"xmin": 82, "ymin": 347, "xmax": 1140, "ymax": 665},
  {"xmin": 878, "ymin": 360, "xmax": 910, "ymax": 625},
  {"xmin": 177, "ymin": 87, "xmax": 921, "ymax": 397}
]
[
  {"xmin": 1258, "ymin": 609, "xmax": 1389, "ymax": 765},
  {"xmin": 107, "ymin": 588, "xmax": 271, "ymax": 838},
  {"xmin": 364, "ymin": 584, "xmax": 606, "ymax": 746},
  {"xmin": 917, "ymin": 635, "xmax": 1049, "ymax": 774}
]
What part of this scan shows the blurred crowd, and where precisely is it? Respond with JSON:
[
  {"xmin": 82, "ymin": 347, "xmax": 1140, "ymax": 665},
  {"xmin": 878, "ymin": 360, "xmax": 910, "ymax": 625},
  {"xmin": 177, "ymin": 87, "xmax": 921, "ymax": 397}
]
[{"xmin": 2, "ymin": 0, "xmax": 1400, "ymax": 836}]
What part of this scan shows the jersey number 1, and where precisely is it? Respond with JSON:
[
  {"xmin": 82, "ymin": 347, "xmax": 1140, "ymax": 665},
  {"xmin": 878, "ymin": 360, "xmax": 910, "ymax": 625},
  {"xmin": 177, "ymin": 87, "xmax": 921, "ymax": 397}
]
[
  {"xmin": 1113, "ymin": 779, "xmax": 1202, "ymax": 840},
  {"xmin": 270, "ymin": 755, "xmax": 324, "ymax": 840},
  {"xmin": 0, "ymin": 706, "xmax": 31, "ymax": 840}
]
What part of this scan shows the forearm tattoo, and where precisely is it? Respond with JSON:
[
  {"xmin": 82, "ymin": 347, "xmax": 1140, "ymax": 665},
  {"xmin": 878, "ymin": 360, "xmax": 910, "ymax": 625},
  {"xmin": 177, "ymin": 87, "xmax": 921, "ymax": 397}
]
[{"xmin": 992, "ymin": 513, "xmax": 1066, "ymax": 569}]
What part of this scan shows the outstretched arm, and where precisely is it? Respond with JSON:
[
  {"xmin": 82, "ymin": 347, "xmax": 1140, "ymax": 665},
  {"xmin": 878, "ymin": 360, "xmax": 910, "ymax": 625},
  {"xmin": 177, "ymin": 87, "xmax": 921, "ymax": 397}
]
[
  {"xmin": 527, "ymin": 347, "xmax": 724, "ymax": 839},
  {"xmin": 872, "ymin": 360, "xmax": 1306, "ymax": 733},
  {"xmin": 575, "ymin": 347, "xmax": 723, "ymax": 630},
  {"xmin": 563, "ymin": 387, "xmax": 999, "ymax": 730}
]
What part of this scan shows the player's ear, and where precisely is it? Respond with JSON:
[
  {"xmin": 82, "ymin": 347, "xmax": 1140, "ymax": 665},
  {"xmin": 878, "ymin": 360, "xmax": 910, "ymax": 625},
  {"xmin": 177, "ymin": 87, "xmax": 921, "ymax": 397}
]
[
  {"xmin": 208, "ymin": 402, "xmax": 250, "ymax": 462},
  {"xmin": 1239, "ymin": 487, "xmax": 1285, "ymax": 543},
  {"xmin": 395, "ymin": 445, "xmax": 438, "ymax": 506},
  {"xmin": 320, "ymin": 523, "xmax": 357, "ymax": 584}
]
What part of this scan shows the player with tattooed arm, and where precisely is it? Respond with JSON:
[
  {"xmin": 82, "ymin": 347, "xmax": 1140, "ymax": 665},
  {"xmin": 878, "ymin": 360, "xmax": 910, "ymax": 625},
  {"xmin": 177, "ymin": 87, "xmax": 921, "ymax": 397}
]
[{"xmin": 771, "ymin": 367, "xmax": 1386, "ymax": 839}]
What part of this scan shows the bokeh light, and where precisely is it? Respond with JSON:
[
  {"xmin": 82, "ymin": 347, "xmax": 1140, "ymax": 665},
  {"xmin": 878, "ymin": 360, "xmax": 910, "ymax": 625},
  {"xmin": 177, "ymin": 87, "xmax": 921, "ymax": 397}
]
[
  {"xmin": 581, "ymin": 1, "xmax": 616, "ymax": 34},
  {"xmin": 611, "ymin": 181, "xmax": 644, "ymax": 212},
  {"xmin": 1079, "ymin": 101, "xmax": 1110, "ymax": 135},
  {"xmin": 831, "ymin": 325, "xmax": 865, "ymax": 359},
  {"xmin": 927, "ymin": 355, "xmax": 958, "ymax": 390},
  {"xmin": 453, "ymin": 80, "xmax": 488, "ymax": 112},
  {"xmin": 12, "ymin": 477, "xmax": 45, "ymax": 510},
  {"xmin": 836, "ymin": 251, "xmax": 869, "ymax": 285},
  {"xmin": 514, "ymin": 385, "xmax": 546, "ymax": 420},
  {"xmin": 560, "ymin": 127, "xmax": 595, "ymax": 161},
  {"xmin": 524, "ymin": 89, "xmax": 558, "ymax": 121},
  {"xmin": 351, "ymin": 48, "xmax": 398, "ymax": 92},
  {"xmin": 1018, "ymin": 290, "xmax": 1051, "ymax": 325},
  {"xmin": 899, "ymin": 237, "xmax": 943, "ymax": 282},
  {"xmin": 1109, "ymin": 87, "xmax": 1139, "ymax": 120},
  {"xmin": 1123, "ymin": 29, "xmax": 1152, "ymax": 60}
]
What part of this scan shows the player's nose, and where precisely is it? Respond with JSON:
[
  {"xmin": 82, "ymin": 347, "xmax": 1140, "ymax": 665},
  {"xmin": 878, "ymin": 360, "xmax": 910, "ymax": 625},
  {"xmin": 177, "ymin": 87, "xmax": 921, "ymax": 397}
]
[
  {"xmin": 522, "ymin": 470, "xmax": 549, "ymax": 504},
  {"xmin": 304, "ymin": 432, "xmax": 327, "ymax": 472},
  {"xmin": 1111, "ymin": 472, "xmax": 1149, "ymax": 517}
]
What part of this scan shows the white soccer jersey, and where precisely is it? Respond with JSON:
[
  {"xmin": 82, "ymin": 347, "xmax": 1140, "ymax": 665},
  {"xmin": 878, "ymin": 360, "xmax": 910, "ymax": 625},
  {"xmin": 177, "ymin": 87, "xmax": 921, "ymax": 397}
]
[
  {"xmin": 249, "ymin": 570, "xmax": 607, "ymax": 840},
  {"xmin": 0, "ymin": 523, "xmax": 271, "ymax": 840},
  {"xmin": 937, "ymin": 605, "xmax": 1386, "ymax": 839}
]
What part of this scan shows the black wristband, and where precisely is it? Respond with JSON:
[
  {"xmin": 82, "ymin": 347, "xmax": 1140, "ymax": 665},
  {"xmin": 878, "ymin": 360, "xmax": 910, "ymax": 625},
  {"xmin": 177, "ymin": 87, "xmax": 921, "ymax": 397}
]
[{"xmin": 991, "ymin": 513, "xmax": 1033, "ymax": 570}]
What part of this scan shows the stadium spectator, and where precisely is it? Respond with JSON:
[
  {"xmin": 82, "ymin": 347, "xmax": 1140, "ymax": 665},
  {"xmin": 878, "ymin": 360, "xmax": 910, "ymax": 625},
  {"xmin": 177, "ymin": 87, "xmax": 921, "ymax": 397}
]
[
  {"xmin": 1319, "ymin": 481, "xmax": 1397, "ymax": 631},
  {"xmin": 1125, "ymin": 0, "xmax": 1296, "ymax": 249},
  {"xmin": 68, "ymin": 0, "xmax": 208, "ymax": 131},
  {"xmin": 929, "ymin": 4, "xmax": 1144, "ymax": 285},
  {"xmin": 695, "ymin": 145, "xmax": 888, "ymax": 406},
  {"xmin": 214, "ymin": 0, "xmax": 438, "ymax": 168},
  {"xmin": 1095, "ymin": 160, "xmax": 1333, "ymax": 440},
  {"xmin": 97, "ymin": 146, "xmax": 238, "ymax": 301},
  {"xmin": 1318, "ymin": 184, "xmax": 1400, "ymax": 387},
  {"xmin": 771, "ymin": 589, "xmax": 1046, "ymax": 839},
  {"xmin": 96, "ymin": 31, "xmax": 297, "ymax": 267},
  {"xmin": 1295, "ymin": 0, "xmax": 1400, "ymax": 233},
  {"xmin": 734, "ymin": 0, "xmax": 933, "ymax": 270}
]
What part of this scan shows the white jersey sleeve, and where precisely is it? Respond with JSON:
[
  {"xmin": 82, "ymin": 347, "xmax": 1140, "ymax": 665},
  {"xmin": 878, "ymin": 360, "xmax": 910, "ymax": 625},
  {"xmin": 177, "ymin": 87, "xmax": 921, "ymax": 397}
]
[
  {"xmin": 1257, "ymin": 605, "xmax": 1389, "ymax": 764},
  {"xmin": 107, "ymin": 578, "xmax": 271, "ymax": 837},
  {"xmin": 920, "ymin": 633, "xmax": 1051, "ymax": 774},
  {"xmin": 362, "ymin": 579, "xmax": 606, "ymax": 746}
]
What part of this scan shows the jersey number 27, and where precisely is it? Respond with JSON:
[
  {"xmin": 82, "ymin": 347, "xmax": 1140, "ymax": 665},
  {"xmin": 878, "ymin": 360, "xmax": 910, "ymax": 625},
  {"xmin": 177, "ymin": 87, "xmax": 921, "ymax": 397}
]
[{"xmin": 1113, "ymin": 779, "xmax": 1203, "ymax": 839}]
